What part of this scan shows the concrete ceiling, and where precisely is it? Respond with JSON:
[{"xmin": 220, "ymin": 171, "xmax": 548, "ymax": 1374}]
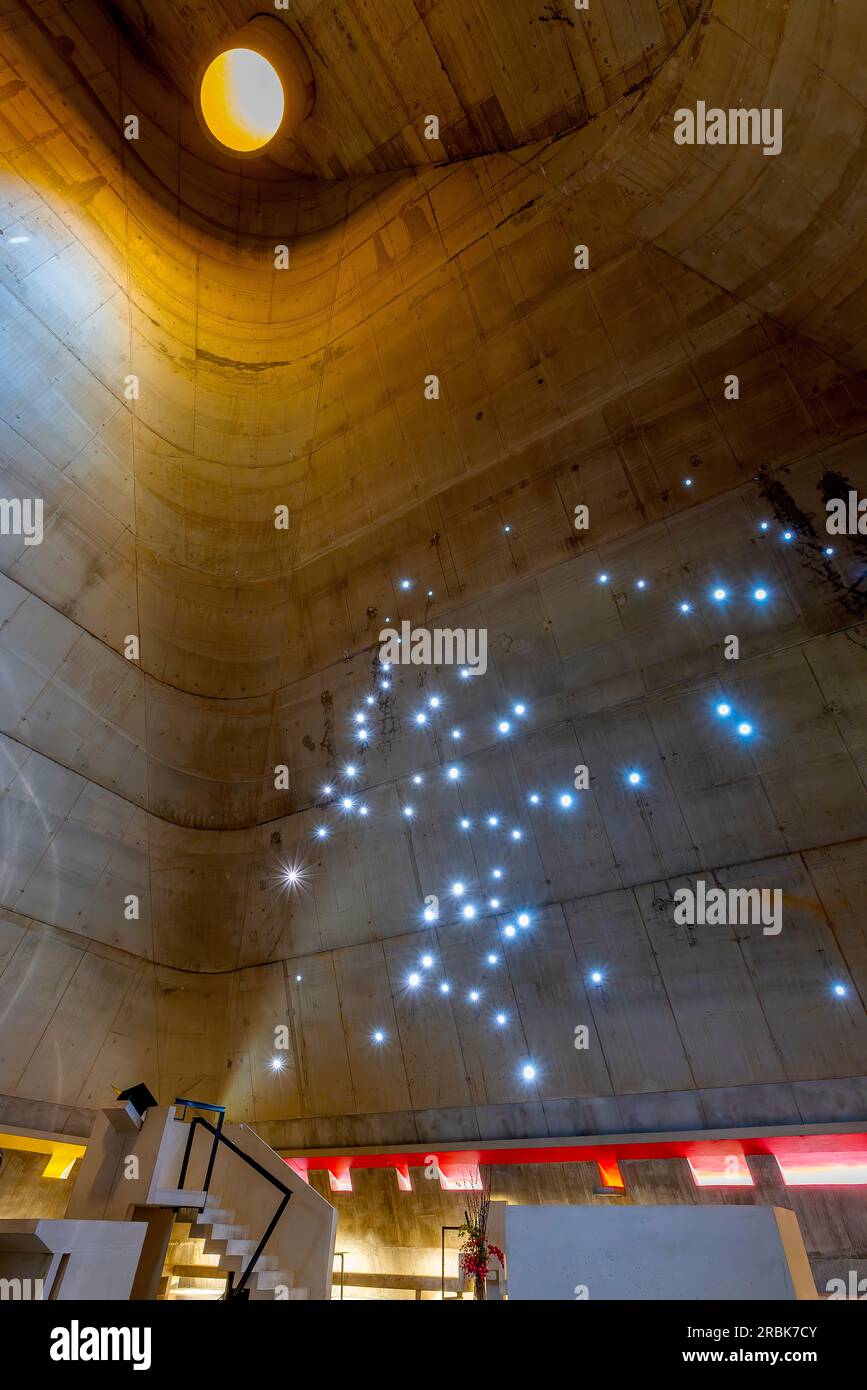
[
  {"xmin": 109, "ymin": 0, "xmax": 703, "ymax": 176},
  {"xmin": 0, "ymin": 0, "xmax": 866, "ymax": 1147}
]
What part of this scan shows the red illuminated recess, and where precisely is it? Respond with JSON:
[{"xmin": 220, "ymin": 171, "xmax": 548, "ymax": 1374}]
[{"xmin": 282, "ymin": 1130, "xmax": 867, "ymax": 1190}]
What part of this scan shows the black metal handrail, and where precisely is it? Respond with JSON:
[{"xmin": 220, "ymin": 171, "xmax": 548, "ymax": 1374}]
[{"xmin": 174, "ymin": 1099, "xmax": 292, "ymax": 1301}]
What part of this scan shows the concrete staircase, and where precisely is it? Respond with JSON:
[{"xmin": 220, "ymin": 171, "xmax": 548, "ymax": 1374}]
[{"xmin": 159, "ymin": 1197, "xmax": 308, "ymax": 1300}]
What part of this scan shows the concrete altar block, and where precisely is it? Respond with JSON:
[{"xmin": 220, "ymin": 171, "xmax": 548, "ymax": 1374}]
[
  {"xmin": 0, "ymin": 1218, "xmax": 147, "ymax": 1300},
  {"xmin": 504, "ymin": 1204, "xmax": 817, "ymax": 1300}
]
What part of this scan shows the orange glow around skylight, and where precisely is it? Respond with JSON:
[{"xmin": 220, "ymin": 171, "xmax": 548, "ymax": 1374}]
[{"xmin": 199, "ymin": 48, "xmax": 284, "ymax": 152}]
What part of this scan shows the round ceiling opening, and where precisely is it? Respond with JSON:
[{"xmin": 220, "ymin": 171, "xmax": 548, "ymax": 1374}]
[{"xmin": 199, "ymin": 47, "xmax": 285, "ymax": 153}]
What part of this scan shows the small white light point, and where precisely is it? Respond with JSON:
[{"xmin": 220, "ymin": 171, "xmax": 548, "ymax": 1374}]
[
  {"xmin": 597, "ymin": 573, "xmax": 609, "ymax": 584},
  {"xmin": 463, "ymin": 904, "xmax": 476, "ymax": 920},
  {"xmin": 452, "ymin": 882, "xmax": 465, "ymax": 896},
  {"xmin": 489, "ymin": 897, "xmax": 500, "ymax": 909},
  {"xmin": 488, "ymin": 816, "xmax": 499, "ymax": 828},
  {"xmin": 712, "ymin": 587, "xmax": 727, "ymax": 602},
  {"xmin": 517, "ymin": 913, "xmax": 530, "ymax": 927},
  {"xmin": 460, "ymin": 817, "xmax": 471, "ymax": 829},
  {"xmin": 492, "ymin": 868, "xmax": 502, "ymax": 879},
  {"xmin": 487, "ymin": 953, "xmax": 499, "ymax": 965},
  {"xmin": 408, "ymin": 972, "xmax": 421, "ymax": 988},
  {"xmin": 412, "ymin": 774, "xmax": 423, "ymax": 785},
  {"xmin": 498, "ymin": 720, "xmax": 511, "ymax": 734},
  {"xmin": 717, "ymin": 702, "xmax": 732, "ymax": 717},
  {"xmin": 511, "ymin": 828, "xmax": 522, "ymax": 840},
  {"xmin": 322, "ymin": 784, "xmax": 333, "ymax": 796},
  {"xmin": 373, "ymin": 1030, "xmax": 384, "ymax": 1044},
  {"xmin": 447, "ymin": 765, "xmax": 460, "ymax": 780},
  {"xmin": 440, "ymin": 981, "xmax": 450, "ymax": 994},
  {"xmin": 522, "ymin": 1064, "xmax": 536, "ymax": 1081},
  {"xmin": 559, "ymin": 793, "xmax": 573, "ymax": 808},
  {"xmin": 590, "ymin": 970, "xmax": 603, "ymax": 985},
  {"xmin": 783, "ymin": 530, "xmax": 793, "ymax": 542},
  {"xmin": 627, "ymin": 771, "xmax": 641, "ymax": 786},
  {"xmin": 415, "ymin": 711, "xmax": 427, "ymax": 725},
  {"xmin": 451, "ymin": 728, "xmax": 462, "ymax": 739},
  {"xmin": 345, "ymin": 764, "xmax": 357, "ymax": 778},
  {"xmin": 759, "ymin": 521, "xmax": 769, "ymax": 532},
  {"xmin": 737, "ymin": 722, "xmax": 753, "ymax": 737},
  {"xmin": 514, "ymin": 703, "xmax": 526, "ymax": 716},
  {"xmin": 403, "ymin": 805, "xmax": 414, "ymax": 818},
  {"xmin": 753, "ymin": 587, "xmax": 768, "ymax": 602},
  {"xmin": 529, "ymin": 793, "xmax": 540, "ymax": 805},
  {"xmin": 636, "ymin": 579, "xmax": 647, "ymax": 590},
  {"xmin": 680, "ymin": 602, "xmax": 691, "ymax": 613},
  {"xmin": 421, "ymin": 954, "xmax": 433, "ymax": 968},
  {"xmin": 400, "ymin": 578, "xmax": 412, "ymax": 590},
  {"xmin": 833, "ymin": 983, "xmax": 847, "ymax": 998},
  {"xmin": 495, "ymin": 1013, "xmax": 507, "ymax": 1026},
  {"xmin": 429, "ymin": 696, "xmax": 440, "ymax": 708},
  {"xmin": 315, "ymin": 826, "xmax": 329, "ymax": 839},
  {"xmin": 270, "ymin": 1055, "xmax": 286, "ymax": 1072},
  {"xmin": 824, "ymin": 546, "xmax": 834, "ymax": 557},
  {"xmin": 504, "ymin": 924, "xmax": 516, "ymax": 938},
  {"xmin": 469, "ymin": 990, "xmax": 480, "ymax": 1003}
]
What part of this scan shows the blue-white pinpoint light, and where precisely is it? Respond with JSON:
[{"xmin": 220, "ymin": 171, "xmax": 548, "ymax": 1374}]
[
  {"xmin": 415, "ymin": 711, "xmax": 427, "ymax": 725},
  {"xmin": 712, "ymin": 587, "xmax": 727, "ymax": 602},
  {"xmin": 380, "ymin": 679, "xmax": 391, "ymax": 690},
  {"xmin": 737, "ymin": 722, "xmax": 753, "ymax": 737},
  {"xmin": 529, "ymin": 793, "xmax": 540, "ymax": 805},
  {"xmin": 498, "ymin": 720, "xmax": 511, "ymax": 734},
  {"xmin": 341, "ymin": 796, "xmax": 354, "ymax": 811},
  {"xmin": 451, "ymin": 728, "xmax": 462, "ymax": 739},
  {"xmin": 440, "ymin": 981, "xmax": 450, "ymax": 994},
  {"xmin": 429, "ymin": 696, "xmax": 440, "ymax": 708},
  {"xmin": 511, "ymin": 828, "xmax": 523, "ymax": 840},
  {"xmin": 400, "ymin": 578, "xmax": 412, "ymax": 590},
  {"xmin": 598, "ymin": 573, "xmax": 609, "ymax": 584},
  {"xmin": 833, "ymin": 983, "xmax": 847, "ymax": 998},
  {"xmin": 487, "ymin": 953, "xmax": 499, "ymax": 965},
  {"xmin": 504, "ymin": 524, "xmax": 511, "ymax": 533},
  {"xmin": 488, "ymin": 816, "xmax": 499, "ymax": 828},
  {"xmin": 356, "ymin": 726, "xmax": 368, "ymax": 741},
  {"xmin": 423, "ymin": 904, "xmax": 437, "ymax": 922},
  {"xmin": 782, "ymin": 530, "xmax": 793, "ymax": 542},
  {"xmin": 452, "ymin": 882, "xmax": 465, "ymax": 896},
  {"xmin": 403, "ymin": 805, "xmax": 414, "ymax": 818},
  {"xmin": 522, "ymin": 1064, "xmax": 536, "ymax": 1081},
  {"xmin": 460, "ymin": 817, "xmax": 471, "ymax": 830},
  {"xmin": 469, "ymin": 990, "xmax": 480, "ymax": 1003},
  {"xmin": 345, "ymin": 764, "xmax": 357, "ymax": 778},
  {"xmin": 489, "ymin": 897, "xmax": 500, "ymax": 909},
  {"xmin": 447, "ymin": 765, "xmax": 460, "ymax": 780},
  {"xmin": 373, "ymin": 1030, "xmax": 384, "ymax": 1043},
  {"xmin": 759, "ymin": 521, "xmax": 769, "ymax": 532},
  {"xmin": 421, "ymin": 954, "xmax": 433, "ymax": 968},
  {"xmin": 514, "ymin": 703, "xmax": 526, "ymax": 716},
  {"xmin": 408, "ymin": 972, "xmax": 421, "ymax": 988},
  {"xmin": 460, "ymin": 667, "xmax": 471, "ymax": 680},
  {"xmin": 517, "ymin": 913, "xmax": 530, "ymax": 928},
  {"xmin": 412, "ymin": 774, "xmax": 423, "ymax": 785},
  {"xmin": 825, "ymin": 547, "xmax": 834, "ymax": 557},
  {"xmin": 717, "ymin": 702, "xmax": 731, "ymax": 717},
  {"xmin": 636, "ymin": 578, "xmax": 647, "ymax": 590},
  {"xmin": 366, "ymin": 695, "xmax": 375, "ymax": 705},
  {"xmin": 504, "ymin": 924, "xmax": 516, "ymax": 938},
  {"xmin": 684, "ymin": 477, "xmax": 693, "ymax": 488},
  {"xmin": 358, "ymin": 804, "xmax": 369, "ymax": 817},
  {"xmin": 627, "ymin": 771, "xmax": 641, "ymax": 786},
  {"xmin": 590, "ymin": 970, "xmax": 603, "ymax": 985},
  {"xmin": 492, "ymin": 867, "xmax": 502, "ymax": 879},
  {"xmin": 315, "ymin": 826, "xmax": 329, "ymax": 840},
  {"xmin": 495, "ymin": 1012, "xmax": 507, "ymax": 1026},
  {"xmin": 560, "ymin": 793, "xmax": 573, "ymax": 808},
  {"xmin": 322, "ymin": 784, "xmax": 333, "ymax": 796},
  {"xmin": 753, "ymin": 587, "xmax": 768, "ymax": 602},
  {"xmin": 354, "ymin": 711, "xmax": 365, "ymax": 724},
  {"xmin": 463, "ymin": 904, "xmax": 476, "ymax": 920},
  {"xmin": 680, "ymin": 602, "xmax": 691, "ymax": 613}
]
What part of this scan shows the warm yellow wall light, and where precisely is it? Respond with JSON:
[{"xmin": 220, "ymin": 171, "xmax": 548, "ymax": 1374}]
[{"xmin": 200, "ymin": 48, "xmax": 285, "ymax": 153}]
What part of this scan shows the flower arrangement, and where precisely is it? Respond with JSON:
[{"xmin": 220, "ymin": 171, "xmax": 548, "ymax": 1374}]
[{"xmin": 457, "ymin": 1168, "xmax": 504, "ymax": 1299}]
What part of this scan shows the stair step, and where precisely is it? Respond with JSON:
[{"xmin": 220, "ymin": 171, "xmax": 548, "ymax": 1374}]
[{"xmin": 152, "ymin": 1189, "xmax": 207, "ymax": 1209}]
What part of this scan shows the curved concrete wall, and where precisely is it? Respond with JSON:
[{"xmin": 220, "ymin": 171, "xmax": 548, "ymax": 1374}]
[{"xmin": 0, "ymin": 0, "xmax": 866, "ymax": 1141}]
